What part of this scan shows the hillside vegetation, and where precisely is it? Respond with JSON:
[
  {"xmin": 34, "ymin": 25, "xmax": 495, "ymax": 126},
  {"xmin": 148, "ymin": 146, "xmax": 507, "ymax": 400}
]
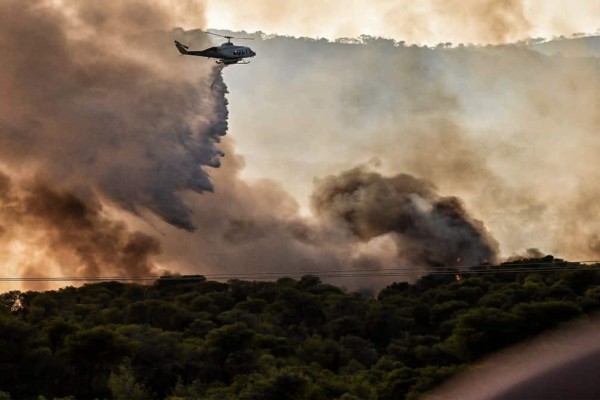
[{"xmin": 1, "ymin": 256, "xmax": 600, "ymax": 399}]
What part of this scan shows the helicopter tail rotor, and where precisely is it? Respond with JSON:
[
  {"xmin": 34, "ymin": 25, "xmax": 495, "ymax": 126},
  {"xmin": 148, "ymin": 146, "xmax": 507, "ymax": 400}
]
[{"xmin": 174, "ymin": 40, "xmax": 190, "ymax": 55}]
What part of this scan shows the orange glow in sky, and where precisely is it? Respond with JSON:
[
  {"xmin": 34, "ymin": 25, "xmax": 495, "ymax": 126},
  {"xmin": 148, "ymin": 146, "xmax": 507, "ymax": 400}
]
[{"xmin": 204, "ymin": 0, "xmax": 600, "ymax": 45}]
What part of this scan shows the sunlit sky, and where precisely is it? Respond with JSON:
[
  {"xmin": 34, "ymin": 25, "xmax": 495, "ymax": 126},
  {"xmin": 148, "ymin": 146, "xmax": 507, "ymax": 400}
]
[
  {"xmin": 204, "ymin": 0, "xmax": 600, "ymax": 45},
  {"xmin": 200, "ymin": 0, "xmax": 600, "ymax": 223}
]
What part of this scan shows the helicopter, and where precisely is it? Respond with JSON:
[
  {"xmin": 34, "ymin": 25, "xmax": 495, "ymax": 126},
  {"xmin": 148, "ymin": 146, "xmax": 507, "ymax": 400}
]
[{"xmin": 174, "ymin": 31, "xmax": 256, "ymax": 65}]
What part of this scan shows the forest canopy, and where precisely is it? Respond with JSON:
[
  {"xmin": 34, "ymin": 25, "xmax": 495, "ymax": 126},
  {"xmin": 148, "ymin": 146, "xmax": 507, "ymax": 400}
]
[{"xmin": 1, "ymin": 256, "xmax": 599, "ymax": 399}]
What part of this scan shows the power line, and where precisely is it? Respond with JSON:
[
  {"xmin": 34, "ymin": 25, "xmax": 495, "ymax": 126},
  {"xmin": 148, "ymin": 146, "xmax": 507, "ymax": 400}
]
[{"xmin": 1, "ymin": 260, "xmax": 600, "ymax": 282}]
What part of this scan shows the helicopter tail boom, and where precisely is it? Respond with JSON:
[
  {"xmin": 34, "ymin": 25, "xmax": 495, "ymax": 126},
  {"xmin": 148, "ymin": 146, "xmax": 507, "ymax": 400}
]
[{"xmin": 174, "ymin": 41, "xmax": 222, "ymax": 58}]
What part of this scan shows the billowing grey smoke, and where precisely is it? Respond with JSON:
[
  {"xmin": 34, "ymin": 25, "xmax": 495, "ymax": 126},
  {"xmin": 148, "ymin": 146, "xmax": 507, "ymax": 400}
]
[
  {"xmin": 221, "ymin": 31, "xmax": 600, "ymax": 262},
  {"xmin": 5, "ymin": 2, "xmax": 597, "ymax": 291},
  {"xmin": 0, "ymin": 172, "xmax": 160, "ymax": 280},
  {"xmin": 0, "ymin": 1, "xmax": 226, "ymax": 231},
  {"xmin": 312, "ymin": 168, "xmax": 498, "ymax": 268},
  {"xmin": 0, "ymin": 1, "xmax": 236, "ymax": 289}
]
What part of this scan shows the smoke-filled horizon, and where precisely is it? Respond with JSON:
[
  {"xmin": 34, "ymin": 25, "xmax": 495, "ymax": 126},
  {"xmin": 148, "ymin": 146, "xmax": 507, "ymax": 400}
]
[
  {"xmin": 1, "ymin": 0, "xmax": 599, "ymax": 292},
  {"xmin": 221, "ymin": 31, "xmax": 600, "ymax": 266}
]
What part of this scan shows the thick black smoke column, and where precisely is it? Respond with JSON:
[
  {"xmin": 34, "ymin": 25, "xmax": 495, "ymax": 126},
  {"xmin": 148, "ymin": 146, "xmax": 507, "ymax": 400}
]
[{"xmin": 312, "ymin": 167, "xmax": 498, "ymax": 268}]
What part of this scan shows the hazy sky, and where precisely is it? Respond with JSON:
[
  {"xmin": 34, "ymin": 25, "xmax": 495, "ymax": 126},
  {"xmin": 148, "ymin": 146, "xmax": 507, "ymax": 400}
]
[
  {"xmin": 1, "ymin": 0, "xmax": 599, "ymax": 291},
  {"xmin": 205, "ymin": 0, "xmax": 600, "ymax": 45},
  {"xmin": 220, "ymin": 32, "xmax": 600, "ymax": 262}
]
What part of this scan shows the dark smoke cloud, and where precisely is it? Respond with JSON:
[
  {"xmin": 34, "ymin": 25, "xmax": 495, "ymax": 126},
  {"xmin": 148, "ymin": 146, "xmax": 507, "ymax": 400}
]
[
  {"xmin": 0, "ymin": 1, "xmax": 236, "ymax": 288},
  {"xmin": 4, "ymin": 1, "xmax": 597, "ymax": 292},
  {"xmin": 505, "ymin": 248, "xmax": 546, "ymax": 262},
  {"xmin": 151, "ymin": 142, "xmax": 497, "ymax": 291},
  {"xmin": 312, "ymin": 168, "xmax": 498, "ymax": 268},
  {"xmin": 0, "ymin": 0, "xmax": 225, "ymax": 231},
  {"xmin": 0, "ymin": 172, "xmax": 160, "ymax": 281},
  {"xmin": 24, "ymin": 186, "xmax": 160, "ymax": 277}
]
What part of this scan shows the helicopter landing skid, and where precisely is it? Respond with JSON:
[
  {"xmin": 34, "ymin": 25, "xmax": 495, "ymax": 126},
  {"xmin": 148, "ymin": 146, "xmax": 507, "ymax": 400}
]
[{"xmin": 215, "ymin": 60, "xmax": 251, "ymax": 65}]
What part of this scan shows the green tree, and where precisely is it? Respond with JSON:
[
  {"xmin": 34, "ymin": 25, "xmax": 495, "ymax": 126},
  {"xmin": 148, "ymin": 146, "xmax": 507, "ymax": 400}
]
[
  {"xmin": 429, "ymin": 300, "xmax": 469, "ymax": 326},
  {"xmin": 443, "ymin": 307, "xmax": 523, "ymax": 360},
  {"xmin": 65, "ymin": 327, "xmax": 129, "ymax": 397},
  {"xmin": 512, "ymin": 300, "xmax": 582, "ymax": 334},
  {"xmin": 109, "ymin": 360, "xmax": 153, "ymax": 400}
]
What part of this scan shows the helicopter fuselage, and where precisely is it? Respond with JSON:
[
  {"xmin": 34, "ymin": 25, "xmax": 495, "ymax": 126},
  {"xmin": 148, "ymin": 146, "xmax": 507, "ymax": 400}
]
[
  {"xmin": 215, "ymin": 42, "xmax": 255, "ymax": 64},
  {"xmin": 174, "ymin": 40, "xmax": 256, "ymax": 65}
]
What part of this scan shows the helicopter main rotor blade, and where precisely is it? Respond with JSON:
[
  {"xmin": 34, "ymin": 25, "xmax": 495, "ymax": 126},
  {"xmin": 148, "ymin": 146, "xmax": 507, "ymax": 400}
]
[
  {"xmin": 205, "ymin": 31, "xmax": 228, "ymax": 38},
  {"xmin": 204, "ymin": 31, "xmax": 254, "ymax": 40}
]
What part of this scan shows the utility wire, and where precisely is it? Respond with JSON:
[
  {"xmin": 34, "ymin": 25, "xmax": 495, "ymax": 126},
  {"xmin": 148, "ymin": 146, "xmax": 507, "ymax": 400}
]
[{"xmin": 2, "ymin": 260, "xmax": 600, "ymax": 282}]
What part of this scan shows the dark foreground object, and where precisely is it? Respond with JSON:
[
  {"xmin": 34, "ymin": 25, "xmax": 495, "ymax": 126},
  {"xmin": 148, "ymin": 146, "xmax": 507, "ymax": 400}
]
[{"xmin": 431, "ymin": 321, "xmax": 600, "ymax": 400}]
